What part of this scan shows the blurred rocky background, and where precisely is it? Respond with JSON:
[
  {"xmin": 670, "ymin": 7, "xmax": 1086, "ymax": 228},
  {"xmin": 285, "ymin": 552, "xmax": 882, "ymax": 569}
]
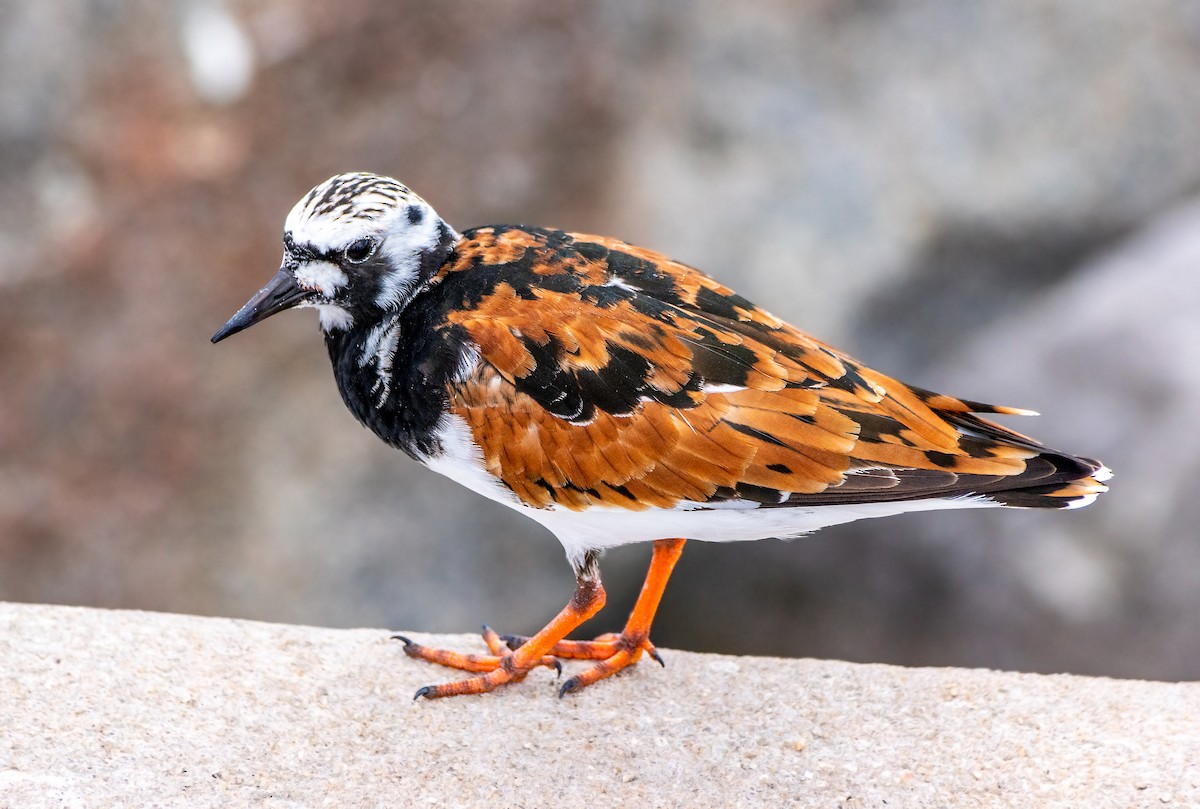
[{"xmin": 1, "ymin": 0, "xmax": 1198, "ymax": 681}]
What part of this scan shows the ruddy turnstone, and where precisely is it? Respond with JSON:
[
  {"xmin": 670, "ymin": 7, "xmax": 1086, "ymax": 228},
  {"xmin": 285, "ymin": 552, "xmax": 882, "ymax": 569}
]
[{"xmin": 213, "ymin": 172, "xmax": 1111, "ymax": 699}]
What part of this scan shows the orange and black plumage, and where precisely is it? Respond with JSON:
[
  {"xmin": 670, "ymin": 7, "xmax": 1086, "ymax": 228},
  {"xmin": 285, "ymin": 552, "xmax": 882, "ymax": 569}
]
[{"xmin": 213, "ymin": 173, "xmax": 1110, "ymax": 699}]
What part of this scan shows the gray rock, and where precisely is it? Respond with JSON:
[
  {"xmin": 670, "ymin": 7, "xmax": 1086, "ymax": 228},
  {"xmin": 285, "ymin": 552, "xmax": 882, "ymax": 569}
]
[{"xmin": 2, "ymin": 601, "xmax": 1197, "ymax": 808}]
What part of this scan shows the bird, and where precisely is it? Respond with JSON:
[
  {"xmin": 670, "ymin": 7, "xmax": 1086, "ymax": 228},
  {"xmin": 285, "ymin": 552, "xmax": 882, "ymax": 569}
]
[{"xmin": 212, "ymin": 172, "xmax": 1111, "ymax": 700}]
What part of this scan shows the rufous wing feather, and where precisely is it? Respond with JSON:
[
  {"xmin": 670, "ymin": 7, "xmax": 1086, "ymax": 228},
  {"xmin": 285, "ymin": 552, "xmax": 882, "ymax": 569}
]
[{"xmin": 440, "ymin": 227, "xmax": 1107, "ymax": 513}]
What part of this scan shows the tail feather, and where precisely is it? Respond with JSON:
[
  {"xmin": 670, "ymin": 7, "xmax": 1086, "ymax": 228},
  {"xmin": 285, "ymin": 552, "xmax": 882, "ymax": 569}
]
[
  {"xmin": 932, "ymin": 400, "xmax": 1110, "ymax": 510},
  {"xmin": 766, "ymin": 402, "xmax": 1112, "ymax": 511},
  {"xmin": 986, "ymin": 456, "xmax": 1111, "ymax": 509}
]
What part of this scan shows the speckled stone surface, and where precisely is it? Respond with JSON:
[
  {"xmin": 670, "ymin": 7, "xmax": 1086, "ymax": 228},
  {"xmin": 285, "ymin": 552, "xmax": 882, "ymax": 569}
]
[{"xmin": 1, "ymin": 602, "xmax": 1196, "ymax": 808}]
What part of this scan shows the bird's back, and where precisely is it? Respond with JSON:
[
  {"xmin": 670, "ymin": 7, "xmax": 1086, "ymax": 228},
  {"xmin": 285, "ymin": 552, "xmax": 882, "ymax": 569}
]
[{"xmin": 365, "ymin": 224, "xmax": 1113, "ymax": 529}]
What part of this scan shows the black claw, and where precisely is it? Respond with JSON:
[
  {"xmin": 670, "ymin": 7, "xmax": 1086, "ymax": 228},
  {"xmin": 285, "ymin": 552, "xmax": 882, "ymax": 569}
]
[
  {"xmin": 413, "ymin": 686, "xmax": 433, "ymax": 701},
  {"xmin": 558, "ymin": 677, "xmax": 580, "ymax": 698},
  {"xmin": 649, "ymin": 648, "xmax": 665, "ymax": 667},
  {"xmin": 551, "ymin": 658, "xmax": 563, "ymax": 678},
  {"xmin": 391, "ymin": 634, "xmax": 413, "ymax": 646},
  {"xmin": 500, "ymin": 634, "xmax": 527, "ymax": 650}
]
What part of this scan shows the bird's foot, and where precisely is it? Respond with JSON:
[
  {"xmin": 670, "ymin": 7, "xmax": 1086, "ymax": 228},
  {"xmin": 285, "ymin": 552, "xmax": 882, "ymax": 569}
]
[
  {"xmin": 392, "ymin": 626, "xmax": 561, "ymax": 698},
  {"xmin": 502, "ymin": 631, "xmax": 664, "ymax": 697}
]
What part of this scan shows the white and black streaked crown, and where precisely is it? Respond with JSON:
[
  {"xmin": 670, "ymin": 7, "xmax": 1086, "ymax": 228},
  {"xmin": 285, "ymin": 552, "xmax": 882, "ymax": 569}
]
[{"xmin": 285, "ymin": 172, "xmax": 422, "ymax": 240}]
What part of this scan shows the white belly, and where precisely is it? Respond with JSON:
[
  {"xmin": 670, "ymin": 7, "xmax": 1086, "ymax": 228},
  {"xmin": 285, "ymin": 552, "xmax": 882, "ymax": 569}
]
[{"xmin": 420, "ymin": 414, "xmax": 998, "ymax": 565}]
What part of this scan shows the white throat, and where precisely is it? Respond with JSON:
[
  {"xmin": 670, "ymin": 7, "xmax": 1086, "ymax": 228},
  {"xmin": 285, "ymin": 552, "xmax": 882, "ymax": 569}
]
[{"xmin": 315, "ymin": 304, "xmax": 354, "ymax": 332}]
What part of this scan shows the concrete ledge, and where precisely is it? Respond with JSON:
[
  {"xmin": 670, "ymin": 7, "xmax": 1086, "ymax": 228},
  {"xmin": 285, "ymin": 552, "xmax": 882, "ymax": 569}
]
[{"xmin": 1, "ymin": 602, "xmax": 1196, "ymax": 807}]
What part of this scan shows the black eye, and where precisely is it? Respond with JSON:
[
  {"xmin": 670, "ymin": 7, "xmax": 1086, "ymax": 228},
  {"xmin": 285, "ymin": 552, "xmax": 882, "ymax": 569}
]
[{"xmin": 343, "ymin": 237, "xmax": 376, "ymax": 264}]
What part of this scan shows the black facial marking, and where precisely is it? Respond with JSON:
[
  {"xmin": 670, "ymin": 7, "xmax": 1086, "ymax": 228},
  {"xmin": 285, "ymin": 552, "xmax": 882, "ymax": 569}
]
[
  {"xmin": 406, "ymin": 205, "xmax": 424, "ymax": 225},
  {"xmin": 412, "ymin": 224, "xmax": 459, "ymax": 288}
]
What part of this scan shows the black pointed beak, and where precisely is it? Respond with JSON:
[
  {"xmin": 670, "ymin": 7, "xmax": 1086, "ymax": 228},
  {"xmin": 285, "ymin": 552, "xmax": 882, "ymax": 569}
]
[{"xmin": 211, "ymin": 269, "xmax": 309, "ymax": 343}]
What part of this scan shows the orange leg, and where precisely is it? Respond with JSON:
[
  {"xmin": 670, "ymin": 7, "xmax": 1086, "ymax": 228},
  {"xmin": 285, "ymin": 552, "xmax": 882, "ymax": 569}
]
[
  {"xmin": 396, "ymin": 558, "xmax": 607, "ymax": 699},
  {"xmin": 393, "ymin": 626, "xmax": 560, "ymax": 677},
  {"xmin": 503, "ymin": 538, "xmax": 686, "ymax": 696},
  {"xmin": 557, "ymin": 538, "xmax": 685, "ymax": 695},
  {"xmin": 397, "ymin": 539, "xmax": 686, "ymax": 699}
]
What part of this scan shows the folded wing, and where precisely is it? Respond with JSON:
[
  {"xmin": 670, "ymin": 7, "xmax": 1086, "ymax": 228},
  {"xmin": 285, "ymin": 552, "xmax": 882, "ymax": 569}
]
[{"xmin": 441, "ymin": 227, "xmax": 1108, "ymax": 513}]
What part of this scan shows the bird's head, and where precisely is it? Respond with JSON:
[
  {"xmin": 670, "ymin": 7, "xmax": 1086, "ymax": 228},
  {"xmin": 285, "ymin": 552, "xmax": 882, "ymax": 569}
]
[{"xmin": 212, "ymin": 172, "xmax": 458, "ymax": 343}]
